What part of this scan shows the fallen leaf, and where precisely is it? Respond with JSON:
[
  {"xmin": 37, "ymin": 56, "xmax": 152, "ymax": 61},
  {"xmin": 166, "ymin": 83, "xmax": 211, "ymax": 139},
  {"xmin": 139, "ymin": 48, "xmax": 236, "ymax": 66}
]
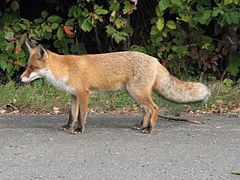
[
  {"xmin": 131, "ymin": 107, "xmax": 140, "ymax": 110},
  {"xmin": 53, "ymin": 107, "xmax": 59, "ymax": 111},
  {"xmin": 53, "ymin": 107, "xmax": 61, "ymax": 114},
  {"xmin": 187, "ymin": 120, "xmax": 205, "ymax": 124},
  {"xmin": 228, "ymin": 101, "xmax": 238, "ymax": 106},
  {"xmin": 0, "ymin": 109, "xmax": 7, "ymax": 114},
  {"xmin": 215, "ymin": 99, "xmax": 223, "ymax": 104},
  {"xmin": 231, "ymin": 107, "xmax": 240, "ymax": 112}
]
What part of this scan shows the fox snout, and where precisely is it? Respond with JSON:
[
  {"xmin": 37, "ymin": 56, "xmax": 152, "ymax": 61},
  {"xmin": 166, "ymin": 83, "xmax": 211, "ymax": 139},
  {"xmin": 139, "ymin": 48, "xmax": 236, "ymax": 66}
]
[
  {"xmin": 21, "ymin": 70, "xmax": 42, "ymax": 83},
  {"xmin": 20, "ymin": 71, "xmax": 31, "ymax": 83}
]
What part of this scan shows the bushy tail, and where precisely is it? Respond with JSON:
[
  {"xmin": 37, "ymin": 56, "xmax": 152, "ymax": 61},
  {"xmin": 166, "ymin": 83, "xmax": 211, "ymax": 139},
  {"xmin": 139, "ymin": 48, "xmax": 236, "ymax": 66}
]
[{"xmin": 154, "ymin": 71, "xmax": 210, "ymax": 103}]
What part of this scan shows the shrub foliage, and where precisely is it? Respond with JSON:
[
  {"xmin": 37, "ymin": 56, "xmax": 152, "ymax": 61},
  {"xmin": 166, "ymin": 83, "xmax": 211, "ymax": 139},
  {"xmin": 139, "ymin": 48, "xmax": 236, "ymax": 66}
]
[{"xmin": 0, "ymin": 0, "xmax": 239, "ymax": 81}]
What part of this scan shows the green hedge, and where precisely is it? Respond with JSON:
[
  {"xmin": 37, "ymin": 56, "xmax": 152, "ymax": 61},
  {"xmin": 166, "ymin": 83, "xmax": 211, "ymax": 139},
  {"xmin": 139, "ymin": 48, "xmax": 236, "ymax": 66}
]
[{"xmin": 0, "ymin": 0, "xmax": 239, "ymax": 82}]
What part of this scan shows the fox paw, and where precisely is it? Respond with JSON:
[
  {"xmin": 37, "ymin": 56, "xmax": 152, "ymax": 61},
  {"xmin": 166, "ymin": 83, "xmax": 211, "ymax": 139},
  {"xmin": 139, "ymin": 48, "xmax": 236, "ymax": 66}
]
[
  {"xmin": 59, "ymin": 125, "xmax": 72, "ymax": 131},
  {"xmin": 132, "ymin": 124, "xmax": 142, "ymax": 130},
  {"xmin": 71, "ymin": 128, "xmax": 84, "ymax": 135},
  {"xmin": 140, "ymin": 128, "xmax": 152, "ymax": 134}
]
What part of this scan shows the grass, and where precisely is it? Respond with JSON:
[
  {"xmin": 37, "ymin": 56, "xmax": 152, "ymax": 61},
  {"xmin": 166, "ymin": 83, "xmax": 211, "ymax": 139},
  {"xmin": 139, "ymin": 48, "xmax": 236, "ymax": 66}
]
[{"xmin": 0, "ymin": 80, "xmax": 240, "ymax": 115}]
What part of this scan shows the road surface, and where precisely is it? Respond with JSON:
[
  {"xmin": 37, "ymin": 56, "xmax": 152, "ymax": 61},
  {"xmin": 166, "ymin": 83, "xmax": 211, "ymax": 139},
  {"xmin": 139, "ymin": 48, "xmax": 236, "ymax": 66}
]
[{"xmin": 0, "ymin": 114, "xmax": 240, "ymax": 180}]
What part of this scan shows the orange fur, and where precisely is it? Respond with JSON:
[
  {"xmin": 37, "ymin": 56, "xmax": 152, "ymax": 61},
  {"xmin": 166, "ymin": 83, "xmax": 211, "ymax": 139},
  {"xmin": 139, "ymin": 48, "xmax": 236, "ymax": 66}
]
[{"xmin": 21, "ymin": 41, "xmax": 210, "ymax": 134}]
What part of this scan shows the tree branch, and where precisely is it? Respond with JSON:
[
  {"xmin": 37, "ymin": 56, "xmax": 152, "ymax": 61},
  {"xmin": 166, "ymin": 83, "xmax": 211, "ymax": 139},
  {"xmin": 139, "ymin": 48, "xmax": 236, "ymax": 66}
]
[
  {"xmin": 2, "ymin": 59, "xmax": 26, "ymax": 68},
  {"xmin": 158, "ymin": 114, "xmax": 205, "ymax": 124}
]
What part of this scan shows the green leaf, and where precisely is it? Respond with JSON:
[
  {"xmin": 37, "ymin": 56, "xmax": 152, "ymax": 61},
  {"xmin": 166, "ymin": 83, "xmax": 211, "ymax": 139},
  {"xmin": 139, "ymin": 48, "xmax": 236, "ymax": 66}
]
[
  {"xmin": 112, "ymin": 31, "xmax": 128, "ymax": 43},
  {"xmin": 51, "ymin": 23, "xmax": 59, "ymax": 30},
  {"xmin": 94, "ymin": 5, "xmax": 108, "ymax": 15},
  {"xmin": 158, "ymin": 0, "xmax": 170, "ymax": 11},
  {"xmin": 34, "ymin": 18, "xmax": 43, "ymax": 24},
  {"xmin": 212, "ymin": 8, "xmax": 220, "ymax": 17},
  {"xmin": 47, "ymin": 15, "xmax": 63, "ymax": 23},
  {"xmin": 19, "ymin": 23, "xmax": 27, "ymax": 30},
  {"xmin": 72, "ymin": 6, "xmax": 81, "ymax": 18},
  {"xmin": 123, "ymin": 0, "xmax": 137, "ymax": 14},
  {"xmin": 80, "ymin": 20, "xmax": 92, "ymax": 32},
  {"xmin": 110, "ymin": 0, "xmax": 120, "ymax": 11},
  {"xmin": 150, "ymin": 26, "xmax": 158, "ymax": 36},
  {"xmin": 0, "ymin": 59, "xmax": 8, "ymax": 71},
  {"xmin": 56, "ymin": 27, "xmax": 64, "ymax": 40},
  {"xmin": 181, "ymin": 15, "xmax": 191, "ymax": 22},
  {"xmin": 96, "ymin": 9, "xmax": 108, "ymax": 15},
  {"xmin": 224, "ymin": 0, "xmax": 233, "ymax": 5},
  {"xmin": 81, "ymin": 8, "xmax": 90, "ymax": 17},
  {"xmin": 156, "ymin": 17, "xmax": 165, "ymax": 31},
  {"xmin": 106, "ymin": 25, "xmax": 116, "ymax": 35},
  {"xmin": 229, "ymin": 12, "xmax": 240, "ymax": 24},
  {"xmin": 171, "ymin": 45, "xmax": 188, "ymax": 57},
  {"xmin": 65, "ymin": 18, "xmax": 75, "ymax": 25},
  {"xmin": 0, "ymin": 54, "xmax": 8, "ymax": 71},
  {"xmin": 43, "ymin": 25, "xmax": 52, "ymax": 33},
  {"xmin": 223, "ymin": 78, "xmax": 233, "ymax": 87},
  {"xmin": 115, "ymin": 17, "xmax": 127, "ymax": 29},
  {"xmin": 156, "ymin": 6, "xmax": 164, "ymax": 17},
  {"xmin": 226, "ymin": 14, "xmax": 232, "ymax": 25},
  {"xmin": 166, "ymin": 20, "xmax": 176, "ymax": 29},
  {"xmin": 199, "ymin": 11, "xmax": 212, "ymax": 25},
  {"xmin": 129, "ymin": 45, "xmax": 147, "ymax": 53},
  {"xmin": 4, "ymin": 32, "xmax": 14, "ymax": 40},
  {"xmin": 122, "ymin": 25, "xmax": 133, "ymax": 34},
  {"xmin": 21, "ymin": 19, "xmax": 30, "ymax": 26},
  {"xmin": 68, "ymin": 6, "xmax": 74, "ymax": 17},
  {"xmin": 231, "ymin": 170, "xmax": 240, "ymax": 175},
  {"xmin": 228, "ymin": 52, "xmax": 240, "ymax": 76},
  {"xmin": 41, "ymin": 11, "xmax": 49, "ymax": 19},
  {"xmin": 162, "ymin": 30, "xmax": 168, "ymax": 37},
  {"xmin": 171, "ymin": 0, "xmax": 182, "ymax": 6},
  {"xmin": 44, "ymin": 32, "xmax": 52, "ymax": 40}
]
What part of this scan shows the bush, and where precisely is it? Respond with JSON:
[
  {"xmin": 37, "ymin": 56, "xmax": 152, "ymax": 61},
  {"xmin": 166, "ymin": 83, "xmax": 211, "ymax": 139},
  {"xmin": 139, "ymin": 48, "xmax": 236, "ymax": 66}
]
[{"xmin": 0, "ymin": 0, "xmax": 239, "ymax": 81}]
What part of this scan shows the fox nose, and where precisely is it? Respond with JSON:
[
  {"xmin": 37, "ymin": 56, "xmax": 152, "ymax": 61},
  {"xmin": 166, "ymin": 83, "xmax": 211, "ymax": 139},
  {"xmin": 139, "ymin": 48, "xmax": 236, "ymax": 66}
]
[
  {"xmin": 20, "ymin": 76, "xmax": 24, "ymax": 82},
  {"xmin": 20, "ymin": 74, "xmax": 25, "ymax": 81}
]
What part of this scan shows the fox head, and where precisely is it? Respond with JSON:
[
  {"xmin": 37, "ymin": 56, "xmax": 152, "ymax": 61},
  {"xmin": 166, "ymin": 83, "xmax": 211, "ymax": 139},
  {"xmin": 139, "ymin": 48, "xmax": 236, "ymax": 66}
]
[{"xmin": 21, "ymin": 40, "xmax": 49, "ymax": 83}]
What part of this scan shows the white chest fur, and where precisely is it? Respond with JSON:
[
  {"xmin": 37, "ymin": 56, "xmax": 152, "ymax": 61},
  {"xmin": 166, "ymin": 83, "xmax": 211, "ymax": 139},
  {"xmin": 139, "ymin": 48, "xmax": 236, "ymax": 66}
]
[{"xmin": 39, "ymin": 68, "xmax": 76, "ymax": 95}]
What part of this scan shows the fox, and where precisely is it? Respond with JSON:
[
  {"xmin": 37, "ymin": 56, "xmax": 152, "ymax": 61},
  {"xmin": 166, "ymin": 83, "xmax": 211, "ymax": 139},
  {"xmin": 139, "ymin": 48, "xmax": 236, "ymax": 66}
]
[{"xmin": 21, "ymin": 40, "xmax": 210, "ymax": 134}]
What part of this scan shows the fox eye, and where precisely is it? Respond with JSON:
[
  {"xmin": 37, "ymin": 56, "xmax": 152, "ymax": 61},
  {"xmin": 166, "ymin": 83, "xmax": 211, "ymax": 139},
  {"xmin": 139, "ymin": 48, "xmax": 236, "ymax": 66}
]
[{"xmin": 29, "ymin": 65, "xmax": 37, "ymax": 70}]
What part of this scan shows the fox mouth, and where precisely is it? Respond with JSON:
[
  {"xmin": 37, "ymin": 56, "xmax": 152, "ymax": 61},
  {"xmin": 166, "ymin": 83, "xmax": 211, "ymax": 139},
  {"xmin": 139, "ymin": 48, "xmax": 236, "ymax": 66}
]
[
  {"xmin": 21, "ymin": 72, "xmax": 42, "ymax": 83},
  {"xmin": 21, "ymin": 76, "xmax": 37, "ymax": 83}
]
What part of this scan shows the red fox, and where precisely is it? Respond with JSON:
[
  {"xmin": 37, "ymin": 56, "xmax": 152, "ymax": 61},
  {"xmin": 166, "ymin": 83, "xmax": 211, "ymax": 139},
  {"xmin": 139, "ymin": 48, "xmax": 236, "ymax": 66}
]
[{"xmin": 21, "ymin": 40, "xmax": 210, "ymax": 134}]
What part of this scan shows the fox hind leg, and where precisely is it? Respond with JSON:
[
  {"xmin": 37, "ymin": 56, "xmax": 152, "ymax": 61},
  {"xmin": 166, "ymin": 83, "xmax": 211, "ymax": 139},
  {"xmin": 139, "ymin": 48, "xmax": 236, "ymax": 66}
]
[
  {"xmin": 132, "ymin": 105, "xmax": 151, "ymax": 130},
  {"xmin": 133, "ymin": 100, "xmax": 159, "ymax": 133},
  {"xmin": 127, "ymin": 86, "xmax": 159, "ymax": 133}
]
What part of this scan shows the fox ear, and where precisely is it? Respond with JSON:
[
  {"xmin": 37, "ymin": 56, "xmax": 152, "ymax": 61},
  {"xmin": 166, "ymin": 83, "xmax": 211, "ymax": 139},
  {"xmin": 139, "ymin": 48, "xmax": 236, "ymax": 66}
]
[
  {"xmin": 25, "ymin": 40, "xmax": 36, "ymax": 53},
  {"xmin": 37, "ymin": 44, "xmax": 48, "ymax": 60}
]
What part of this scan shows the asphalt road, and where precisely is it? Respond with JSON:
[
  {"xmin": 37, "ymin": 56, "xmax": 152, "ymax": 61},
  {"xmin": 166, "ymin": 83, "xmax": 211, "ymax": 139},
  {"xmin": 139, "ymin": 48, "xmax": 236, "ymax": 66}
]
[{"xmin": 0, "ymin": 114, "xmax": 240, "ymax": 180}]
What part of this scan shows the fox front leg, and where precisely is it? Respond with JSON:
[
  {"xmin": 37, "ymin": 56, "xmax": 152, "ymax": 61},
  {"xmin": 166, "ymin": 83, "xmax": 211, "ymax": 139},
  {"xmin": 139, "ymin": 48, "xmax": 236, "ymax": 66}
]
[
  {"xmin": 60, "ymin": 95, "xmax": 80, "ymax": 131},
  {"xmin": 60, "ymin": 109, "xmax": 80, "ymax": 131},
  {"xmin": 71, "ymin": 92, "xmax": 89, "ymax": 134}
]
